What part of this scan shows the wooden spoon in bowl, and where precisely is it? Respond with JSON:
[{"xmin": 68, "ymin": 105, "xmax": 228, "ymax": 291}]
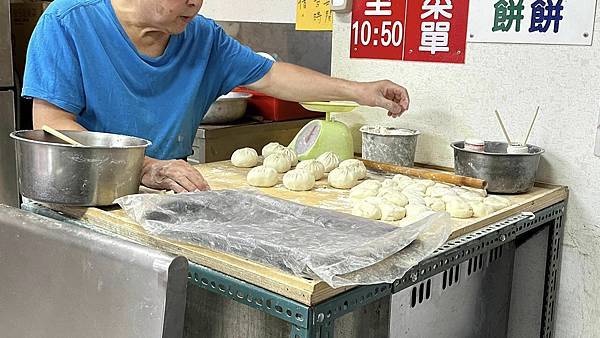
[{"xmin": 42, "ymin": 125, "xmax": 84, "ymax": 146}]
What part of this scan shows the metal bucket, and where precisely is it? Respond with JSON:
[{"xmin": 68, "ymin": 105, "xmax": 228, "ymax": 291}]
[
  {"xmin": 451, "ymin": 141, "xmax": 545, "ymax": 194},
  {"xmin": 360, "ymin": 126, "xmax": 420, "ymax": 167},
  {"xmin": 10, "ymin": 130, "xmax": 151, "ymax": 206}
]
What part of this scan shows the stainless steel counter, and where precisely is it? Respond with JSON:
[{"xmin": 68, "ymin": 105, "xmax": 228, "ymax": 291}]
[{"xmin": 0, "ymin": 204, "xmax": 188, "ymax": 338}]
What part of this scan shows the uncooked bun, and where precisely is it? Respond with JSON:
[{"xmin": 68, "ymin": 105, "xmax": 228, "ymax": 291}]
[
  {"xmin": 339, "ymin": 159, "xmax": 367, "ymax": 180},
  {"xmin": 283, "ymin": 169, "xmax": 315, "ymax": 191},
  {"xmin": 263, "ymin": 153, "xmax": 291, "ymax": 173},
  {"xmin": 247, "ymin": 166, "xmax": 278, "ymax": 187},
  {"xmin": 296, "ymin": 160, "xmax": 325, "ymax": 180},
  {"xmin": 328, "ymin": 167, "xmax": 358, "ymax": 189},
  {"xmin": 316, "ymin": 152, "xmax": 340, "ymax": 173},
  {"xmin": 274, "ymin": 147, "xmax": 298, "ymax": 167},
  {"xmin": 352, "ymin": 200, "xmax": 382, "ymax": 220},
  {"xmin": 231, "ymin": 148, "xmax": 258, "ymax": 168},
  {"xmin": 262, "ymin": 142, "xmax": 286, "ymax": 157}
]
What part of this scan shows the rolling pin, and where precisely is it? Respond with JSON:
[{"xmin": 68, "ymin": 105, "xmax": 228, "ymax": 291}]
[{"xmin": 360, "ymin": 158, "xmax": 488, "ymax": 190}]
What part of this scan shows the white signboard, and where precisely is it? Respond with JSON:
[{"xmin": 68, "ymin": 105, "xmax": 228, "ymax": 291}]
[{"xmin": 467, "ymin": 0, "xmax": 597, "ymax": 45}]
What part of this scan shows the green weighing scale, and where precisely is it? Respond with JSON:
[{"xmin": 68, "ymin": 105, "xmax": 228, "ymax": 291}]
[{"xmin": 288, "ymin": 101, "xmax": 359, "ymax": 161}]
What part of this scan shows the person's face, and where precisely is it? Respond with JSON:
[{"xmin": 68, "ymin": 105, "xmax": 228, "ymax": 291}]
[{"xmin": 148, "ymin": 0, "xmax": 203, "ymax": 34}]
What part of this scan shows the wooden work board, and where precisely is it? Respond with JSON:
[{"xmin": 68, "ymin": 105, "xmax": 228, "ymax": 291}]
[{"xmin": 45, "ymin": 161, "xmax": 568, "ymax": 306}]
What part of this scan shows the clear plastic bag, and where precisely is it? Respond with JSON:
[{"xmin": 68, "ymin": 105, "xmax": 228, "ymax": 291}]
[{"xmin": 117, "ymin": 190, "xmax": 451, "ymax": 287}]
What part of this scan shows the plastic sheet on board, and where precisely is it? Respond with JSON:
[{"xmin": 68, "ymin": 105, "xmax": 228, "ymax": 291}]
[{"xmin": 117, "ymin": 190, "xmax": 451, "ymax": 287}]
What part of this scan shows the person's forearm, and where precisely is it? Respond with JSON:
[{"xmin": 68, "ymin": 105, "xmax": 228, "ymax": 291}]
[
  {"xmin": 32, "ymin": 99, "xmax": 86, "ymax": 131},
  {"xmin": 33, "ymin": 118, "xmax": 86, "ymax": 131},
  {"xmin": 248, "ymin": 62, "xmax": 361, "ymax": 103}
]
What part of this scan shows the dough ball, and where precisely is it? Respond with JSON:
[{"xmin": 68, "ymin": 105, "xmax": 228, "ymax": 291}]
[
  {"xmin": 328, "ymin": 167, "xmax": 358, "ymax": 189},
  {"xmin": 458, "ymin": 191, "xmax": 485, "ymax": 203},
  {"xmin": 379, "ymin": 201, "xmax": 406, "ymax": 221},
  {"xmin": 433, "ymin": 182, "xmax": 452, "ymax": 189},
  {"xmin": 364, "ymin": 196, "xmax": 384, "ymax": 205},
  {"xmin": 376, "ymin": 187, "xmax": 395, "ymax": 198},
  {"xmin": 469, "ymin": 202, "xmax": 495, "ymax": 218},
  {"xmin": 392, "ymin": 174, "xmax": 412, "ymax": 184},
  {"xmin": 396, "ymin": 179, "xmax": 413, "ymax": 191},
  {"xmin": 446, "ymin": 200, "xmax": 473, "ymax": 219},
  {"xmin": 484, "ymin": 196, "xmax": 511, "ymax": 211},
  {"xmin": 350, "ymin": 185, "xmax": 379, "ymax": 200},
  {"xmin": 381, "ymin": 179, "xmax": 399, "ymax": 190},
  {"xmin": 415, "ymin": 179, "xmax": 436, "ymax": 188},
  {"xmin": 464, "ymin": 187, "xmax": 488, "ymax": 197},
  {"xmin": 339, "ymin": 159, "xmax": 368, "ymax": 180},
  {"xmin": 283, "ymin": 169, "xmax": 315, "ymax": 191},
  {"xmin": 296, "ymin": 160, "xmax": 325, "ymax": 180},
  {"xmin": 247, "ymin": 166, "xmax": 278, "ymax": 187},
  {"xmin": 424, "ymin": 197, "xmax": 446, "ymax": 212},
  {"xmin": 403, "ymin": 183, "xmax": 427, "ymax": 195},
  {"xmin": 231, "ymin": 148, "xmax": 259, "ymax": 168},
  {"xmin": 378, "ymin": 190, "xmax": 409, "ymax": 207},
  {"xmin": 263, "ymin": 153, "xmax": 291, "ymax": 173},
  {"xmin": 452, "ymin": 186, "xmax": 470, "ymax": 195},
  {"xmin": 262, "ymin": 142, "xmax": 286, "ymax": 157},
  {"xmin": 441, "ymin": 194, "xmax": 465, "ymax": 204},
  {"xmin": 317, "ymin": 152, "xmax": 340, "ymax": 173},
  {"xmin": 404, "ymin": 191, "xmax": 427, "ymax": 205},
  {"xmin": 426, "ymin": 186, "xmax": 456, "ymax": 198},
  {"xmin": 352, "ymin": 200, "xmax": 382, "ymax": 220},
  {"xmin": 406, "ymin": 204, "xmax": 431, "ymax": 218},
  {"xmin": 274, "ymin": 147, "xmax": 298, "ymax": 167},
  {"xmin": 355, "ymin": 179, "xmax": 382, "ymax": 191}
]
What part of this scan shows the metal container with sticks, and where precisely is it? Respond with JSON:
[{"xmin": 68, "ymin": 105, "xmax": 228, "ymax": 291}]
[{"xmin": 453, "ymin": 107, "xmax": 544, "ymax": 194}]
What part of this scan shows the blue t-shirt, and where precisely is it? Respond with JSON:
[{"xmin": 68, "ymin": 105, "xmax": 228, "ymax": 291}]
[{"xmin": 23, "ymin": 0, "xmax": 273, "ymax": 159}]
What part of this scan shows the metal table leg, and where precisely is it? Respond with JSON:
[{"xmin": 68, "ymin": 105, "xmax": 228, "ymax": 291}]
[
  {"xmin": 541, "ymin": 208, "xmax": 565, "ymax": 337},
  {"xmin": 389, "ymin": 202, "xmax": 566, "ymax": 338}
]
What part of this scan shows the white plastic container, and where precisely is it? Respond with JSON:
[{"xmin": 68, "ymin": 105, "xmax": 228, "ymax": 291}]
[{"xmin": 464, "ymin": 138, "xmax": 485, "ymax": 152}]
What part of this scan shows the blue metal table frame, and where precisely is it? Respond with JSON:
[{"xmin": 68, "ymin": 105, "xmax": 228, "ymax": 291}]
[{"xmin": 24, "ymin": 201, "xmax": 566, "ymax": 338}]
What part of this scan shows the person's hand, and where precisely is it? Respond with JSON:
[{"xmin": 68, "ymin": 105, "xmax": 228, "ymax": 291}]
[
  {"xmin": 141, "ymin": 157, "xmax": 211, "ymax": 193},
  {"xmin": 355, "ymin": 80, "xmax": 410, "ymax": 118}
]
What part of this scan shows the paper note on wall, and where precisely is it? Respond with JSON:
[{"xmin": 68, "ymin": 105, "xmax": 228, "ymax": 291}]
[{"xmin": 296, "ymin": 0, "xmax": 333, "ymax": 31}]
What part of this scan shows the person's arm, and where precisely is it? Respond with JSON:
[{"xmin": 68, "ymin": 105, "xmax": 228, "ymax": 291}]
[
  {"xmin": 33, "ymin": 99, "xmax": 86, "ymax": 130},
  {"xmin": 32, "ymin": 99, "xmax": 210, "ymax": 192},
  {"xmin": 246, "ymin": 62, "xmax": 410, "ymax": 117}
]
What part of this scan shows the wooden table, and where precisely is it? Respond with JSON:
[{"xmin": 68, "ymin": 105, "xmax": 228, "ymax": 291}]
[{"xmin": 45, "ymin": 161, "xmax": 568, "ymax": 306}]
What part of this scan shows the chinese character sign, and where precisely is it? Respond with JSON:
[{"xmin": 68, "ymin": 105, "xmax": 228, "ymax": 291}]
[
  {"xmin": 350, "ymin": 0, "xmax": 470, "ymax": 63},
  {"xmin": 404, "ymin": 0, "xmax": 470, "ymax": 63},
  {"xmin": 469, "ymin": 0, "xmax": 595, "ymax": 45},
  {"xmin": 350, "ymin": 0, "xmax": 407, "ymax": 60},
  {"xmin": 297, "ymin": 0, "xmax": 334, "ymax": 31}
]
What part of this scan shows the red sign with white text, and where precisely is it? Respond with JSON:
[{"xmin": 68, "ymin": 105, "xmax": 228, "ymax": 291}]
[
  {"xmin": 350, "ymin": 0, "xmax": 469, "ymax": 63},
  {"xmin": 350, "ymin": 0, "xmax": 406, "ymax": 60}
]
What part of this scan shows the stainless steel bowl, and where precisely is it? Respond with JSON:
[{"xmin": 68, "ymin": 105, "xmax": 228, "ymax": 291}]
[
  {"xmin": 451, "ymin": 141, "xmax": 545, "ymax": 194},
  {"xmin": 10, "ymin": 130, "xmax": 151, "ymax": 206},
  {"xmin": 201, "ymin": 92, "xmax": 252, "ymax": 124}
]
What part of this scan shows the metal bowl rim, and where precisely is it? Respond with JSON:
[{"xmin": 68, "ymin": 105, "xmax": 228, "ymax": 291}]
[
  {"xmin": 451, "ymin": 141, "xmax": 545, "ymax": 156},
  {"xmin": 216, "ymin": 92, "xmax": 253, "ymax": 101},
  {"xmin": 10, "ymin": 130, "xmax": 152, "ymax": 149},
  {"xmin": 359, "ymin": 125, "xmax": 421, "ymax": 136}
]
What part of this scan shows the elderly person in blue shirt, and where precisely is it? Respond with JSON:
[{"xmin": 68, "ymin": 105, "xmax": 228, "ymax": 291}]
[{"xmin": 24, "ymin": 0, "xmax": 410, "ymax": 193}]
